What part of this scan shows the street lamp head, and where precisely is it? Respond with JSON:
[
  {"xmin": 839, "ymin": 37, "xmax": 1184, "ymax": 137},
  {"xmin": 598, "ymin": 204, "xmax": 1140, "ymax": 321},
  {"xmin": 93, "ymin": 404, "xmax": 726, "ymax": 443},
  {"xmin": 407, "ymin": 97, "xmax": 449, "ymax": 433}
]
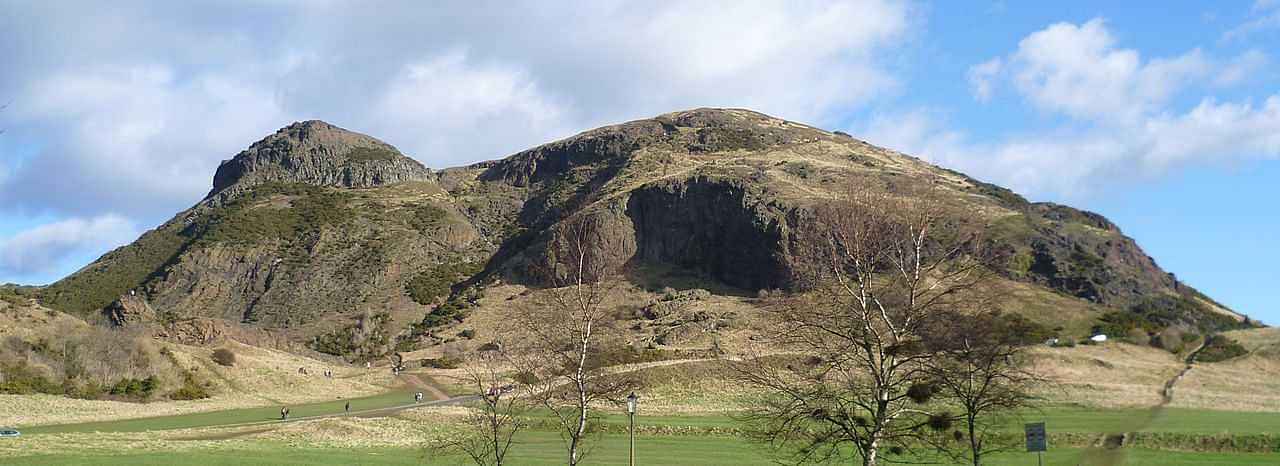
[{"xmin": 627, "ymin": 391, "xmax": 638, "ymax": 414}]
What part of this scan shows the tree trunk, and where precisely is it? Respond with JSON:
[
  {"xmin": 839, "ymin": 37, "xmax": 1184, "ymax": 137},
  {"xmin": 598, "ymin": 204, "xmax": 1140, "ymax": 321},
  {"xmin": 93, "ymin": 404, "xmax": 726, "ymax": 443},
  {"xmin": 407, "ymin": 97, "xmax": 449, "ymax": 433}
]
[{"xmin": 968, "ymin": 413, "xmax": 980, "ymax": 466}]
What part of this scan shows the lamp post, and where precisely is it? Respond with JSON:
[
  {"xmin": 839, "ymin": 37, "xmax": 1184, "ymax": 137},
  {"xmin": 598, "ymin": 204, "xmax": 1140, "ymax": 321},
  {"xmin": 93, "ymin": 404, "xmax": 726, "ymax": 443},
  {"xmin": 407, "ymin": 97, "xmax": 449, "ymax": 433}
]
[{"xmin": 627, "ymin": 391, "xmax": 639, "ymax": 466}]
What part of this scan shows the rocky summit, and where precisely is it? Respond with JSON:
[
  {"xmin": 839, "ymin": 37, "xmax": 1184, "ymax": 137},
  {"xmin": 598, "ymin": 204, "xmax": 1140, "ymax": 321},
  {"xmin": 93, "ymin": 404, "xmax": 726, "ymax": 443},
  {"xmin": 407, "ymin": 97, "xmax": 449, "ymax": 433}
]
[
  {"xmin": 38, "ymin": 108, "xmax": 1246, "ymax": 350},
  {"xmin": 208, "ymin": 120, "xmax": 434, "ymax": 200}
]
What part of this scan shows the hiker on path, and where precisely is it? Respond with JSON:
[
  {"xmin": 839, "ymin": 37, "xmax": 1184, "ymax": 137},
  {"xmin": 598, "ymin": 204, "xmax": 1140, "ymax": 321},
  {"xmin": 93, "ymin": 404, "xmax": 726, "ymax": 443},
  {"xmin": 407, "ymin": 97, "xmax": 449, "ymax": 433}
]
[
  {"xmin": 415, "ymin": 392, "xmax": 423, "ymax": 403},
  {"xmin": 280, "ymin": 407, "xmax": 289, "ymax": 421},
  {"xmin": 345, "ymin": 401, "xmax": 350, "ymax": 413}
]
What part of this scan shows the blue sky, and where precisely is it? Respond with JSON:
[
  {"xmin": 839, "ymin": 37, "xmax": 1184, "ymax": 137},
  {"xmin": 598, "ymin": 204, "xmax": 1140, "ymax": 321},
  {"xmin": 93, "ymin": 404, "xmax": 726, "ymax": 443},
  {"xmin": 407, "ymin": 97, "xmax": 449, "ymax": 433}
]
[{"xmin": 0, "ymin": 1, "xmax": 1277, "ymax": 322}]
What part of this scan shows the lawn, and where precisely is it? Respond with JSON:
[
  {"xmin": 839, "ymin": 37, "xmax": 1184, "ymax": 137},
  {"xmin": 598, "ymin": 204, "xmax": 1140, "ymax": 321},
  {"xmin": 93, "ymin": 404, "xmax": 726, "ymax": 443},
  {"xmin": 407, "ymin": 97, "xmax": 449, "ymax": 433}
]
[
  {"xmin": 19, "ymin": 389, "xmax": 421, "ymax": 435},
  {"xmin": 10, "ymin": 399, "xmax": 1279, "ymax": 465},
  {"xmin": 541, "ymin": 405, "xmax": 1280, "ymax": 435},
  {"xmin": 6, "ymin": 434, "xmax": 1278, "ymax": 466}
]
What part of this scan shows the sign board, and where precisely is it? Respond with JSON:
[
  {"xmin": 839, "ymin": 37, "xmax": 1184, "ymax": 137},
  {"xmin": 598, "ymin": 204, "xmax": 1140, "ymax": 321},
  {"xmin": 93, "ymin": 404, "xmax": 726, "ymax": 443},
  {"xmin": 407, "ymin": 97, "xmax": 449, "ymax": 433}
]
[{"xmin": 1024, "ymin": 422, "xmax": 1047, "ymax": 452}]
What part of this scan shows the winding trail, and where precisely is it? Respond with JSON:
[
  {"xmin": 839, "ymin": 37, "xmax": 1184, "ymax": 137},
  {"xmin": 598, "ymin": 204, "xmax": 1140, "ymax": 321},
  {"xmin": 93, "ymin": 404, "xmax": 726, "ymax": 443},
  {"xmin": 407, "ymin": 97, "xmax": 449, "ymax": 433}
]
[
  {"xmin": 22, "ymin": 357, "xmax": 721, "ymax": 437},
  {"xmin": 398, "ymin": 372, "xmax": 451, "ymax": 402},
  {"xmin": 1079, "ymin": 337, "xmax": 1212, "ymax": 465}
]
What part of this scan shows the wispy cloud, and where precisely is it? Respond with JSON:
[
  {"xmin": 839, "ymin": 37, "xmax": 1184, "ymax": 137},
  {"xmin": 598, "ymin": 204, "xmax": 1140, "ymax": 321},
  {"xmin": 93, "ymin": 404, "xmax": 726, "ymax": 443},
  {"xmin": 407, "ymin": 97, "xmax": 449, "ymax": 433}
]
[
  {"xmin": 0, "ymin": 215, "xmax": 139, "ymax": 279},
  {"xmin": 869, "ymin": 19, "xmax": 1280, "ymax": 199}
]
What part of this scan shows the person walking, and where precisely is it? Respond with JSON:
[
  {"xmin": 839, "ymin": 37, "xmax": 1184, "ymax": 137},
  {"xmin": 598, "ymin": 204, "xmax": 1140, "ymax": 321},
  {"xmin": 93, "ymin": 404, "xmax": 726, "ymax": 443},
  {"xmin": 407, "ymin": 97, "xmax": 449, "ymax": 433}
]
[
  {"xmin": 280, "ymin": 407, "xmax": 288, "ymax": 421},
  {"xmin": 344, "ymin": 401, "xmax": 350, "ymax": 413}
]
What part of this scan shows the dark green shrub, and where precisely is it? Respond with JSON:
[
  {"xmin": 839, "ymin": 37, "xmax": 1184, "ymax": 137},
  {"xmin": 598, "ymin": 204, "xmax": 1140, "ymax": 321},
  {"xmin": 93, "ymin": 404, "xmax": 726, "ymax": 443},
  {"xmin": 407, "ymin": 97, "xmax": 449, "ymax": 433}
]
[
  {"xmin": 345, "ymin": 146, "xmax": 400, "ymax": 162},
  {"xmin": 458, "ymin": 329, "xmax": 476, "ymax": 339},
  {"xmin": 408, "ymin": 204, "xmax": 449, "ymax": 233},
  {"xmin": 406, "ymin": 261, "xmax": 483, "ymax": 305},
  {"xmin": 1197, "ymin": 335, "xmax": 1248, "ymax": 363},
  {"xmin": 310, "ymin": 312, "xmax": 394, "ymax": 361},
  {"xmin": 421, "ymin": 356, "xmax": 462, "ymax": 369},
  {"xmin": 212, "ymin": 348, "xmax": 236, "ymax": 367},
  {"xmin": 194, "ymin": 183, "xmax": 354, "ymax": 246},
  {"xmin": 108, "ymin": 375, "xmax": 158, "ymax": 399},
  {"xmin": 0, "ymin": 362, "xmax": 61, "ymax": 395},
  {"xmin": 168, "ymin": 384, "xmax": 210, "ymax": 400}
]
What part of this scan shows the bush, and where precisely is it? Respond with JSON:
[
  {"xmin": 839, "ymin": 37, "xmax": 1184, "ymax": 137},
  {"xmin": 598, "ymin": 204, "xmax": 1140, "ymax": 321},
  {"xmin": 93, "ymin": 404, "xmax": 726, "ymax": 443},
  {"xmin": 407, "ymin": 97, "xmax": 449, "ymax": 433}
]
[
  {"xmin": 407, "ymin": 261, "xmax": 483, "ymax": 305},
  {"xmin": 108, "ymin": 376, "xmax": 158, "ymax": 399},
  {"xmin": 0, "ymin": 362, "xmax": 61, "ymax": 395},
  {"xmin": 211, "ymin": 348, "xmax": 236, "ymax": 367},
  {"xmin": 458, "ymin": 329, "xmax": 476, "ymax": 339},
  {"xmin": 345, "ymin": 146, "xmax": 400, "ymax": 162},
  {"xmin": 421, "ymin": 356, "xmax": 462, "ymax": 369},
  {"xmin": 310, "ymin": 312, "xmax": 394, "ymax": 361},
  {"xmin": 1051, "ymin": 339, "xmax": 1076, "ymax": 348},
  {"xmin": 1197, "ymin": 335, "xmax": 1248, "ymax": 363},
  {"xmin": 194, "ymin": 183, "xmax": 354, "ymax": 247},
  {"xmin": 168, "ymin": 383, "xmax": 210, "ymax": 400},
  {"xmin": 408, "ymin": 204, "xmax": 449, "ymax": 233},
  {"xmin": 417, "ymin": 285, "xmax": 484, "ymax": 330}
]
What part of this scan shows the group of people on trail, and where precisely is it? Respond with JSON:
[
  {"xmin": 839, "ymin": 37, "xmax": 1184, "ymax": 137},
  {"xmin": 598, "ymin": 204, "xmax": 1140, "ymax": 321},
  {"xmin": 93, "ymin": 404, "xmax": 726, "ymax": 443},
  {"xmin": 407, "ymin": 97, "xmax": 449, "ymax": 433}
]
[
  {"xmin": 279, "ymin": 401, "xmax": 352, "ymax": 422},
  {"xmin": 297, "ymin": 367, "xmax": 336, "ymax": 378},
  {"xmin": 414, "ymin": 392, "xmax": 423, "ymax": 403}
]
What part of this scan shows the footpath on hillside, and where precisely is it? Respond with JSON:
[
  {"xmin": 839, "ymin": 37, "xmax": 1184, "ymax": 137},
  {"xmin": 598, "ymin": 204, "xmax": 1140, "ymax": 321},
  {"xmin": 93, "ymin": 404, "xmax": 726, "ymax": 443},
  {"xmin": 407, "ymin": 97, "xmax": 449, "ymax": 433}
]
[
  {"xmin": 20, "ymin": 371, "xmax": 469, "ymax": 435},
  {"xmin": 1078, "ymin": 337, "xmax": 1213, "ymax": 465}
]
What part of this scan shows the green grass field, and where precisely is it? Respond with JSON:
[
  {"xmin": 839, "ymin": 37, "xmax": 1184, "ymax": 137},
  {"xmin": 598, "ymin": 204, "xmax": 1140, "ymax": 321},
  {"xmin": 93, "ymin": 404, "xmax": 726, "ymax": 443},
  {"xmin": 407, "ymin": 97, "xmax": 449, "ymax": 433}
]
[
  {"xmin": 19, "ymin": 389, "xmax": 421, "ymax": 435},
  {"xmin": 6, "ymin": 433, "xmax": 1277, "ymax": 466},
  {"xmin": 9, "ymin": 397, "xmax": 1280, "ymax": 464},
  {"xmin": 548, "ymin": 405, "xmax": 1280, "ymax": 435}
]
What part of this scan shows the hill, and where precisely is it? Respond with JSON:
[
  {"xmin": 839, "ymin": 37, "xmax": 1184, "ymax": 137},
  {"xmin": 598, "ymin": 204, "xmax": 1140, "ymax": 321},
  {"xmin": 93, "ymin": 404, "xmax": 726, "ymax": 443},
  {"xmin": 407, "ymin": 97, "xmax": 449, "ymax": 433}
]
[{"xmin": 33, "ymin": 109, "xmax": 1254, "ymax": 361}]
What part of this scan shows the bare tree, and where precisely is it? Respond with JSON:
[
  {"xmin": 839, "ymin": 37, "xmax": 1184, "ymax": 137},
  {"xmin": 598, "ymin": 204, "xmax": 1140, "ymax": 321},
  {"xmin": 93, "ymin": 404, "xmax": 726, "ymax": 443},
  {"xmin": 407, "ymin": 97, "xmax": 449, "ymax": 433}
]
[
  {"xmin": 430, "ymin": 346, "xmax": 525, "ymax": 466},
  {"xmin": 924, "ymin": 310, "xmax": 1039, "ymax": 466},
  {"xmin": 509, "ymin": 215, "xmax": 636, "ymax": 466},
  {"xmin": 735, "ymin": 184, "xmax": 993, "ymax": 466}
]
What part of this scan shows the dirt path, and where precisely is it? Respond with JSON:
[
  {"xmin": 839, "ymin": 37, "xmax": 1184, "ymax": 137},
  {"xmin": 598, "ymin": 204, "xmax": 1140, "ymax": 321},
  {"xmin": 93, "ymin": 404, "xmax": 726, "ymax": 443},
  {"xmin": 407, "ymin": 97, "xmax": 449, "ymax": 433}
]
[
  {"xmin": 398, "ymin": 372, "xmax": 451, "ymax": 401},
  {"xmin": 1080, "ymin": 337, "xmax": 1213, "ymax": 465},
  {"xmin": 170, "ymin": 395, "xmax": 479, "ymax": 440},
  {"xmin": 26, "ymin": 358, "xmax": 717, "ymax": 439},
  {"xmin": 1162, "ymin": 338, "xmax": 1210, "ymax": 403}
]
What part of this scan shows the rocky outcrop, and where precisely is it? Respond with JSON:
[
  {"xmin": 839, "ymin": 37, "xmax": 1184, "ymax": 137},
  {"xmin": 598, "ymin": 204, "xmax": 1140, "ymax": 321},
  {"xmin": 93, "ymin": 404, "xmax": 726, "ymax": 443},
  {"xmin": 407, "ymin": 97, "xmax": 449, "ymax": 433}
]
[
  {"xmin": 208, "ymin": 120, "xmax": 433, "ymax": 200},
  {"xmin": 479, "ymin": 108, "xmax": 825, "ymax": 187},
  {"xmin": 103, "ymin": 293, "xmax": 157, "ymax": 327},
  {"xmin": 994, "ymin": 202, "xmax": 1178, "ymax": 306},
  {"xmin": 625, "ymin": 177, "xmax": 793, "ymax": 291}
]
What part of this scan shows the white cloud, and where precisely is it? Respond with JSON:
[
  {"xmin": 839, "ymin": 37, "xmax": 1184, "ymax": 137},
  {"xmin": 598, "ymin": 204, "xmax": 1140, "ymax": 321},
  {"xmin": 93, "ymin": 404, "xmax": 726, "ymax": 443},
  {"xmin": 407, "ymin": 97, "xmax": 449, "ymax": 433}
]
[
  {"xmin": 1215, "ymin": 49, "xmax": 1270, "ymax": 86},
  {"xmin": 0, "ymin": 214, "xmax": 139, "ymax": 278},
  {"xmin": 967, "ymin": 58, "xmax": 1002, "ymax": 102},
  {"xmin": 5, "ymin": 64, "xmax": 294, "ymax": 216},
  {"xmin": 0, "ymin": 0, "xmax": 914, "ymax": 284},
  {"xmin": 0, "ymin": 0, "xmax": 912, "ymax": 220},
  {"xmin": 859, "ymin": 96, "xmax": 1280, "ymax": 199},
  {"xmin": 1223, "ymin": 0, "xmax": 1280, "ymax": 42},
  {"xmin": 369, "ymin": 51, "xmax": 572, "ymax": 163},
  {"xmin": 904, "ymin": 19, "xmax": 1280, "ymax": 199},
  {"xmin": 999, "ymin": 19, "xmax": 1210, "ymax": 122}
]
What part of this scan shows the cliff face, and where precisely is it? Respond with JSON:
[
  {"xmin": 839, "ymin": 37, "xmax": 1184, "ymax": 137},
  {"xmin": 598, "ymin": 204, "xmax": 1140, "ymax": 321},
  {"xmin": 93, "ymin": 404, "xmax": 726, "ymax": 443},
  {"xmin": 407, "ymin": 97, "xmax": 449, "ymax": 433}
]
[
  {"xmin": 625, "ymin": 177, "xmax": 793, "ymax": 291},
  {"xmin": 41, "ymin": 108, "xmax": 1245, "ymax": 348}
]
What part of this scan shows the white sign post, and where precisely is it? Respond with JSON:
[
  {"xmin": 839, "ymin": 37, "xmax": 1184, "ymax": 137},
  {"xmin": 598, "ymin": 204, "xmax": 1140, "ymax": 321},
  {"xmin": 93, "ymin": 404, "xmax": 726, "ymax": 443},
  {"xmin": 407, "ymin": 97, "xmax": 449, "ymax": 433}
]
[{"xmin": 1025, "ymin": 422, "xmax": 1047, "ymax": 465}]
